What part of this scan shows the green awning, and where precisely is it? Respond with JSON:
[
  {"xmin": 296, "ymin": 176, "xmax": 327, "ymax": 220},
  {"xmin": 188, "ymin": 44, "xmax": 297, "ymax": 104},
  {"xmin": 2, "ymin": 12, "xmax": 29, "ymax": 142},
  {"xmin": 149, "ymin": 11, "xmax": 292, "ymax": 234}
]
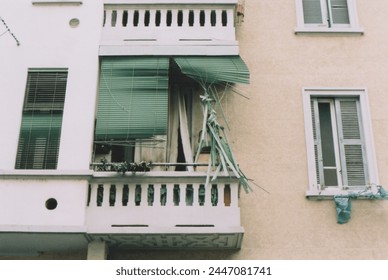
[
  {"xmin": 174, "ymin": 56, "xmax": 250, "ymax": 85},
  {"xmin": 95, "ymin": 57, "xmax": 169, "ymax": 142}
]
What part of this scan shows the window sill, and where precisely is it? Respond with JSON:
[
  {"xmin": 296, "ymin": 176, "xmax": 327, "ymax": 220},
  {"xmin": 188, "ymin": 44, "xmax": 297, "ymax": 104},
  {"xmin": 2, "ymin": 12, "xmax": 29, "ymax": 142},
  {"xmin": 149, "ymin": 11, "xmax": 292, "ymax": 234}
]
[
  {"xmin": 32, "ymin": 0, "xmax": 82, "ymax": 5},
  {"xmin": 306, "ymin": 186, "xmax": 380, "ymax": 200},
  {"xmin": 295, "ymin": 27, "xmax": 364, "ymax": 35}
]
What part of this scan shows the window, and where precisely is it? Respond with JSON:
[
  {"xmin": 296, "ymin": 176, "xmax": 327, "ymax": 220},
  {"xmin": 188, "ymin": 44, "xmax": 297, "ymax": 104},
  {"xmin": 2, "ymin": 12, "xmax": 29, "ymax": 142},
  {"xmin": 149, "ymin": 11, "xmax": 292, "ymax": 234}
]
[
  {"xmin": 303, "ymin": 89, "xmax": 379, "ymax": 196},
  {"xmin": 15, "ymin": 69, "xmax": 67, "ymax": 169},
  {"xmin": 295, "ymin": 0, "xmax": 362, "ymax": 33},
  {"xmin": 92, "ymin": 56, "xmax": 249, "ymax": 171}
]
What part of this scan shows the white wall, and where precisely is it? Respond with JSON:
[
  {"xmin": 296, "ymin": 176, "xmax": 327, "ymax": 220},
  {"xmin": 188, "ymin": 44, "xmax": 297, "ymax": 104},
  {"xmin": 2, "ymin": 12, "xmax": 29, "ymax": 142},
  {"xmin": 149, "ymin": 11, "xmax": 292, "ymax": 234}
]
[
  {"xmin": 0, "ymin": 179, "xmax": 88, "ymax": 229},
  {"xmin": 0, "ymin": 0, "xmax": 103, "ymax": 170}
]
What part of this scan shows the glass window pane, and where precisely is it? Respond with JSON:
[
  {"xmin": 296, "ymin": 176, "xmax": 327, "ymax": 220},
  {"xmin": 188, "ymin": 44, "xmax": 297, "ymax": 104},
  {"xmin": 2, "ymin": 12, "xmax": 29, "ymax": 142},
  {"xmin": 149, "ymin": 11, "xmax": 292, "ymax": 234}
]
[{"xmin": 318, "ymin": 102, "xmax": 338, "ymax": 186}]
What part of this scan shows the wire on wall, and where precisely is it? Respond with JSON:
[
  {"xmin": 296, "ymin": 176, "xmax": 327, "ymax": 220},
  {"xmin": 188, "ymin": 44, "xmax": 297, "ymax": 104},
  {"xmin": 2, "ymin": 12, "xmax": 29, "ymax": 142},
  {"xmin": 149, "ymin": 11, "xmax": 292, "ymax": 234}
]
[{"xmin": 0, "ymin": 16, "xmax": 20, "ymax": 46}]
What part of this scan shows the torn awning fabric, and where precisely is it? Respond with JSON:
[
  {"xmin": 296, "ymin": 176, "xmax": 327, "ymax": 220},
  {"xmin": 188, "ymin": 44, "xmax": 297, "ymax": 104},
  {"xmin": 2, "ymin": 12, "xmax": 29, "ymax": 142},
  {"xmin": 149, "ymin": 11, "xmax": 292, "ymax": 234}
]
[{"xmin": 174, "ymin": 56, "xmax": 250, "ymax": 85}]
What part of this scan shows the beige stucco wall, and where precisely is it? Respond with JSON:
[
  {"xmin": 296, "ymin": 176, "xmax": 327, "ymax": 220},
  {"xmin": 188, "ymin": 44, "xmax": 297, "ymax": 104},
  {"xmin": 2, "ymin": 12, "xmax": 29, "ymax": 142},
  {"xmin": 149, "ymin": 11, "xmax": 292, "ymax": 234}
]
[{"xmin": 228, "ymin": 0, "xmax": 388, "ymax": 259}]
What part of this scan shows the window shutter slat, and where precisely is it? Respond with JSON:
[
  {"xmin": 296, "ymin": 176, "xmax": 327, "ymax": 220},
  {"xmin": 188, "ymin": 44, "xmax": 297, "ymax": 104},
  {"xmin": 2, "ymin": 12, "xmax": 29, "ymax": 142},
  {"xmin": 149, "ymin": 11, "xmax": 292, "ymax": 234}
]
[{"xmin": 302, "ymin": 0, "xmax": 324, "ymax": 24}]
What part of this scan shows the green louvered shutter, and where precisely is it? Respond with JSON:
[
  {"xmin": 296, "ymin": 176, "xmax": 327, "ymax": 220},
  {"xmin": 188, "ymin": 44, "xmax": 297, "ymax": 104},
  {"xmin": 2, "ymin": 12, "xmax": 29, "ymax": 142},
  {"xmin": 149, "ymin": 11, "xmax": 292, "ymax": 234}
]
[
  {"xmin": 302, "ymin": 0, "xmax": 324, "ymax": 24},
  {"xmin": 95, "ymin": 57, "xmax": 169, "ymax": 142},
  {"xmin": 335, "ymin": 99, "xmax": 368, "ymax": 187},
  {"xmin": 330, "ymin": 0, "xmax": 350, "ymax": 24},
  {"xmin": 15, "ymin": 70, "xmax": 67, "ymax": 169},
  {"xmin": 311, "ymin": 99, "xmax": 323, "ymax": 186},
  {"xmin": 174, "ymin": 56, "xmax": 250, "ymax": 85}
]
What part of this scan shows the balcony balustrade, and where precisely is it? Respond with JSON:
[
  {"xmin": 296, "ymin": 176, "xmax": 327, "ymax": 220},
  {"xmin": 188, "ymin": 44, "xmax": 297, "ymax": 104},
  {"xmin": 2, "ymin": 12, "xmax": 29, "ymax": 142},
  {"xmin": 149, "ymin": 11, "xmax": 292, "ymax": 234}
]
[
  {"xmin": 87, "ymin": 172, "xmax": 241, "ymax": 230},
  {"xmin": 100, "ymin": 3, "xmax": 239, "ymax": 55}
]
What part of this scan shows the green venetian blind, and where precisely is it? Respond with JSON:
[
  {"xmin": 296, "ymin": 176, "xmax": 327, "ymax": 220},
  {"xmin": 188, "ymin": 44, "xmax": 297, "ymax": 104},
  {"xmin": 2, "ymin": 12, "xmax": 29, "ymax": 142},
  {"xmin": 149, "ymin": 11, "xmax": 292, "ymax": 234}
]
[
  {"xmin": 15, "ymin": 70, "xmax": 67, "ymax": 169},
  {"xmin": 95, "ymin": 57, "xmax": 169, "ymax": 142},
  {"xmin": 174, "ymin": 56, "xmax": 250, "ymax": 85}
]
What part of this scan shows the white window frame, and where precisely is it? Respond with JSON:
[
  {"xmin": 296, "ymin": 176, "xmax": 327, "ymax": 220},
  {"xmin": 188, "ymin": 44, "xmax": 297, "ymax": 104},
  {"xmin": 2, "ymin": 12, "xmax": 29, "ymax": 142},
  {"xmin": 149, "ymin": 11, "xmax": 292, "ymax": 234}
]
[
  {"xmin": 303, "ymin": 88, "xmax": 379, "ymax": 197},
  {"xmin": 295, "ymin": 0, "xmax": 363, "ymax": 34}
]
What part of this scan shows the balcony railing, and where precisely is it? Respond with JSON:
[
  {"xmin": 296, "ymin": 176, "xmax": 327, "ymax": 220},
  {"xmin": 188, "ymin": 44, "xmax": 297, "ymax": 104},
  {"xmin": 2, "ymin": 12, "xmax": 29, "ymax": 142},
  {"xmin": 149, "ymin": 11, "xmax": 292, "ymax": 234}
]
[
  {"xmin": 100, "ymin": 3, "xmax": 239, "ymax": 55},
  {"xmin": 87, "ymin": 172, "xmax": 242, "ymax": 233}
]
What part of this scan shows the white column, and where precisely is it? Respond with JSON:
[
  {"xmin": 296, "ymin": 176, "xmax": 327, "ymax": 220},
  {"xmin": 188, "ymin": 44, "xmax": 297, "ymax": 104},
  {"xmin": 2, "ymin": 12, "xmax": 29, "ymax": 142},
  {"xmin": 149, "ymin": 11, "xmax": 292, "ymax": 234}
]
[{"xmin": 87, "ymin": 241, "xmax": 109, "ymax": 260}]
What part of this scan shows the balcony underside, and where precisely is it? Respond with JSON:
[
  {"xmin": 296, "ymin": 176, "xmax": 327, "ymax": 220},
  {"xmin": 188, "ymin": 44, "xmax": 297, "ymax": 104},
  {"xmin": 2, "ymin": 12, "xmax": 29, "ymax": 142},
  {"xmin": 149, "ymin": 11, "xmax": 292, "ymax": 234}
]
[{"xmin": 0, "ymin": 230, "xmax": 243, "ymax": 257}]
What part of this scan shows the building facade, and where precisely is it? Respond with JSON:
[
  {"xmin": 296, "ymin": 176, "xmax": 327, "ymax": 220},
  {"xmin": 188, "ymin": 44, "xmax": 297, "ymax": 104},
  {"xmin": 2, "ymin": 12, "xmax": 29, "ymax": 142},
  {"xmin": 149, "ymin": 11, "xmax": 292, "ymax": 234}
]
[{"xmin": 1, "ymin": 0, "xmax": 388, "ymax": 259}]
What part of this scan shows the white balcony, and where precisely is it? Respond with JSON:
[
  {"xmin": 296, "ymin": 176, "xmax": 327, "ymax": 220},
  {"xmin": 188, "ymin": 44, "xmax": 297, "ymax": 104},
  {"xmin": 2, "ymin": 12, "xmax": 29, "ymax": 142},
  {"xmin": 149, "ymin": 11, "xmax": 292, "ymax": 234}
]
[
  {"xmin": 87, "ymin": 171, "xmax": 244, "ymax": 249},
  {"xmin": 0, "ymin": 170, "xmax": 243, "ymax": 252},
  {"xmin": 100, "ymin": 1, "xmax": 240, "ymax": 55}
]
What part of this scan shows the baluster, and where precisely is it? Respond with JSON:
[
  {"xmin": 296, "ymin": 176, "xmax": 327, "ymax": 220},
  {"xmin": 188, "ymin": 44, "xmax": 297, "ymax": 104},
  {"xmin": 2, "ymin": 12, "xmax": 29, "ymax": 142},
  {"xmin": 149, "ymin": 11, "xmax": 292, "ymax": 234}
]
[
  {"xmin": 160, "ymin": 9, "xmax": 167, "ymax": 27},
  {"xmin": 102, "ymin": 184, "xmax": 110, "ymax": 207},
  {"xmin": 229, "ymin": 183, "xmax": 238, "ymax": 207},
  {"xmin": 179, "ymin": 184, "xmax": 186, "ymax": 206},
  {"xmin": 204, "ymin": 183, "xmax": 212, "ymax": 207},
  {"xmin": 216, "ymin": 9, "xmax": 223, "ymax": 27},
  {"xmin": 193, "ymin": 10, "xmax": 200, "ymax": 27},
  {"xmin": 205, "ymin": 9, "xmax": 212, "ymax": 27},
  {"xmin": 148, "ymin": 9, "xmax": 156, "ymax": 27},
  {"xmin": 226, "ymin": 9, "xmax": 233, "ymax": 27},
  {"xmin": 192, "ymin": 183, "xmax": 200, "ymax": 206},
  {"xmin": 140, "ymin": 184, "xmax": 148, "ymax": 206},
  {"xmin": 127, "ymin": 184, "xmax": 135, "ymax": 207},
  {"xmin": 171, "ymin": 9, "xmax": 178, "ymax": 27},
  {"xmin": 166, "ymin": 183, "xmax": 174, "ymax": 206},
  {"xmin": 105, "ymin": 9, "xmax": 113, "ymax": 28},
  {"xmin": 90, "ymin": 184, "xmax": 98, "ymax": 207},
  {"xmin": 138, "ymin": 9, "xmax": 145, "ymax": 27},
  {"xmin": 116, "ymin": 184, "xmax": 123, "ymax": 206},
  {"xmin": 154, "ymin": 184, "xmax": 161, "ymax": 207},
  {"xmin": 126, "ymin": 10, "xmax": 134, "ymax": 27},
  {"xmin": 182, "ymin": 9, "xmax": 190, "ymax": 27},
  {"xmin": 116, "ymin": 10, "xmax": 124, "ymax": 27},
  {"xmin": 217, "ymin": 184, "xmax": 225, "ymax": 207}
]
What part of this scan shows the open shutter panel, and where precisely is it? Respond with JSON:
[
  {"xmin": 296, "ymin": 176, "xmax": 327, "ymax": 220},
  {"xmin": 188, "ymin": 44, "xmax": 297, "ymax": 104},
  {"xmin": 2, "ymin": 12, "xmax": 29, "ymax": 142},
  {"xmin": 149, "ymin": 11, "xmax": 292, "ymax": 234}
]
[
  {"xmin": 311, "ymin": 99, "xmax": 324, "ymax": 186},
  {"xmin": 335, "ymin": 99, "xmax": 368, "ymax": 187},
  {"xmin": 95, "ymin": 57, "xmax": 169, "ymax": 142},
  {"xmin": 302, "ymin": 0, "xmax": 324, "ymax": 24},
  {"xmin": 330, "ymin": 0, "xmax": 350, "ymax": 24}
]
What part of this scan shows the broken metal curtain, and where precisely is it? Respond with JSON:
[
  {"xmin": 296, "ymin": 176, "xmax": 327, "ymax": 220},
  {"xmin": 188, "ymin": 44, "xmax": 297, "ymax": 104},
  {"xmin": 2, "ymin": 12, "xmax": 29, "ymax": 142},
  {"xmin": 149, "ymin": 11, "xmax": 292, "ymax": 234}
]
[
  {"xmin": 174, "ymin": 56, "xmax": 250, "ymax": 85},
  {"xmin": 95, "ymin": 57, "xmax": 169, "ymax": 143}
]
